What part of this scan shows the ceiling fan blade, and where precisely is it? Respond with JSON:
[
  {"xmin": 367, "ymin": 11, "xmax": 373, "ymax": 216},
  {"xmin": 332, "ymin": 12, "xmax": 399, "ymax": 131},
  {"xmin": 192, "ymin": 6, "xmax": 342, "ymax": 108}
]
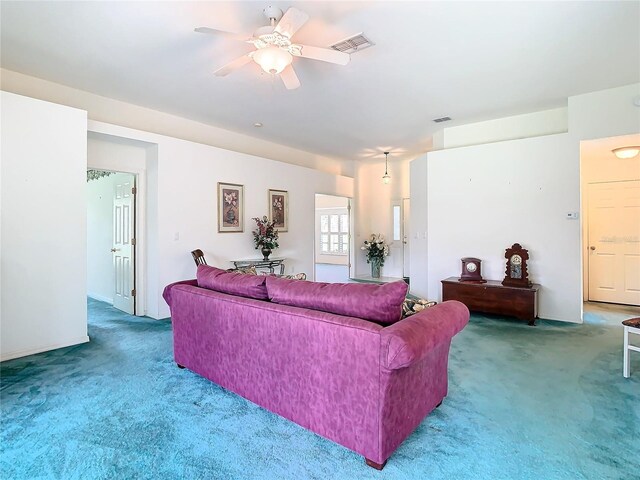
[
  {"xmin": 280, "ymin": 65, "xmax": 301, "ymax": 90},
  {"xmin": 294, "ymin": 45, "xmax": 350, "ymax": 65},
  {"xmin": 274, "ymin": 7, "xmax": 309, "ymax": 39},
  {"xmin": 214, "ymin": 54, "xmax": 253, "ymax": 77},
  {"xmin": 194, "ymin": 27, "xmax": 249, "ymax": 42}
]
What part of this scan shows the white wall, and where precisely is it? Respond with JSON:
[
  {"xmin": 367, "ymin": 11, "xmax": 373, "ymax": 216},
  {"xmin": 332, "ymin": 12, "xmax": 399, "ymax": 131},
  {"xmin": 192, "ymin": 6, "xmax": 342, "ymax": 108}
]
[
  {"xmin": 87, "ymin": 121, "xmax": 354, "ymax": 319},
  {"xmin": 409, "ymin": 157, "xmax": 428, "ymax": 294},
  {"xmin": 569, "ymin": 83, "xmax": 640, "ymax": 141},
  {"xmin": 86, "ymin": 172, "xmax": 134, "ymax": 303},
  {"xmin": 439, "ymin": 107, "xmax": 568, "ymax": 149},
  {"xmin": 410, "ymin": 83, "xmax": 640, "ymax": 323},
  {"xmin": 1, "ymin": 92, "xmax": 89, "ymax": 360},
  {"xmin": 423, "ymin": 134, "xmax": 580, "ymax": 322},
  {"xmin": 0, "ymin": 68, "xmax": 353, "ymax": 177}
]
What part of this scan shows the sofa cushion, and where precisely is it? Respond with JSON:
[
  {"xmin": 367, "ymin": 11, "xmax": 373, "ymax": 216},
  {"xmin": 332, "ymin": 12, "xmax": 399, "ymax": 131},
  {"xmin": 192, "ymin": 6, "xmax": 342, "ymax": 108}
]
[
  {"xmin": 197, "ymin": 265, "xmax": 268, "ymax": 300},
  {"xmin": 265, "ymin": 276, "xmax": 408, "ymax": 324}
]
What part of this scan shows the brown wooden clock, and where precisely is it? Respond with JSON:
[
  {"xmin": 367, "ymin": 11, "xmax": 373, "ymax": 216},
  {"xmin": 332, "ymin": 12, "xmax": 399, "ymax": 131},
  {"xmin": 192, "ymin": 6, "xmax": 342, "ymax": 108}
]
[
  {"xmin": 502, "ymin": 243, "xmax": 531, "ymax": 288},
  {"xmin": 460, "ymin": 257, "xmax": 485, "ymax": 283}
]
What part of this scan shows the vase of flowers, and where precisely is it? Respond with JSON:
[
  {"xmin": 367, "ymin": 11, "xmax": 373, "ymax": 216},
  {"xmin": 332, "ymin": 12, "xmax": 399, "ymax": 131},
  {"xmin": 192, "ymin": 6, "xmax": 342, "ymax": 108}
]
[
  {"xmin": 361, "ymin": 234, "xmax": 389, "ymax": 278},
  {"xmin": 252, "ymin": 216, "xmax": 279, "ymax": 260}
]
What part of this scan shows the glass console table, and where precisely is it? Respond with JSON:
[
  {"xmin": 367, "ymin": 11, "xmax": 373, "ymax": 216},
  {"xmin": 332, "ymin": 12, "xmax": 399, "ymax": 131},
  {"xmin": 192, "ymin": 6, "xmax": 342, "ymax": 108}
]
[
  {"xmin": 350, "ymin": 275, "xmax": 409, "ymax": 285},
  {"xmin": 231, "ymin": 257, "xmax": 286, "ymax": 274}
]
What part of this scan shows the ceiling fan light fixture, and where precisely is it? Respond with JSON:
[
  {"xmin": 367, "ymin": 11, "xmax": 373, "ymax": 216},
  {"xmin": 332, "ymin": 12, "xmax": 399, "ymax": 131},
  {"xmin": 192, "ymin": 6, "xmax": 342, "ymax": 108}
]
[
  {"xmin": 253, "ymin": 46, "xmax": 292, "ymax": 75},
  {"xmin": 612, "ymin": 146, "xmax": 640, "ymax": 159}
]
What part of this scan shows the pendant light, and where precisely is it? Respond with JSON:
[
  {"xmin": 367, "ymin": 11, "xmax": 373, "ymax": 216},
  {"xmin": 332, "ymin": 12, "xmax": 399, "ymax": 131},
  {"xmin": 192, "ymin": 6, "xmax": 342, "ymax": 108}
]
[{"xmin": 382, "ymin": 152, "xmax": 391, "ymax": 184}]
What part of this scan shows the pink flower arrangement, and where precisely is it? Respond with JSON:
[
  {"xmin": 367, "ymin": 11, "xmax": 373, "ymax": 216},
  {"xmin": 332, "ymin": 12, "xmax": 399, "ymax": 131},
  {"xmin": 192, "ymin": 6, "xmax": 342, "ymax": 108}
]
[{"xmin": 252, "ymin": 216, "xmax": 279, "ymax": 250}]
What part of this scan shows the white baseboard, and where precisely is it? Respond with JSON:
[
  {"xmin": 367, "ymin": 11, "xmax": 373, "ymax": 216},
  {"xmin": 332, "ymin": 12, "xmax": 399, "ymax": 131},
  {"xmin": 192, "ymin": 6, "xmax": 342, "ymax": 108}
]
[
  {"xmin": 87, "ymin": 292, "xmax": 113, "ymax": 304},
  {"xmin": 0, "ymin": 335, "xmax": 91, "ymax": 362}
]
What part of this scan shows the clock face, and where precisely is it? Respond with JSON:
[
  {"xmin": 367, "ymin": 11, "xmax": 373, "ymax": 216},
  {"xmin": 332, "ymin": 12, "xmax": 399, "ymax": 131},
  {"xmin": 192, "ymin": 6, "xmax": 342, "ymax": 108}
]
[
  {"xmin": 466, "ymin": 263, "xmax": 477, "ymax": 273},
  {"xmin": 510, "ymin": 254, "xmax": 522, "ymax": 279}
]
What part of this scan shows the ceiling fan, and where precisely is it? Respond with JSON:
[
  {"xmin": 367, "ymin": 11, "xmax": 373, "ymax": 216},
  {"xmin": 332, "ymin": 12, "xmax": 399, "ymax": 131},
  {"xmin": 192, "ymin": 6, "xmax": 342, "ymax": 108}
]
[{"xmin": 195, "ymin": 6, "xmax": 351, "ymax": 90}]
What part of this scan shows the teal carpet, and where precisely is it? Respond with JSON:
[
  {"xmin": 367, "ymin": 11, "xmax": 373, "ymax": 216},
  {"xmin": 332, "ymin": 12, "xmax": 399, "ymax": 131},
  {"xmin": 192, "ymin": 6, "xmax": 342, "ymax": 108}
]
[{"xmin": 1, "ymin": 299, "xmax": 638, "ymax": 479}]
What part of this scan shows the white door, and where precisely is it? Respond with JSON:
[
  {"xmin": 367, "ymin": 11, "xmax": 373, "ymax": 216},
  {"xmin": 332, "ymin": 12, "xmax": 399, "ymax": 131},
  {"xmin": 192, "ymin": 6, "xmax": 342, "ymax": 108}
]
[
  {"xmin": 113, "ymin": 178, "xmax": 135, "ymax": 314},
  {"xmin": 588, "ymin": 180, "xmax": 640, "ymax": 305},
  {"xmin": 402, "ymin": 198, "xmax": 411, "ymax": 279}
]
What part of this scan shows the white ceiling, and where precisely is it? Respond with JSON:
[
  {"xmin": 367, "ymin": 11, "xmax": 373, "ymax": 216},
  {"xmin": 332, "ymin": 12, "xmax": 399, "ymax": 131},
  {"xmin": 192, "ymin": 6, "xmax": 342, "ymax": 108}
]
[{"xmin": 1, "ymin": 1, "xmax": 639, "ymax": 162}]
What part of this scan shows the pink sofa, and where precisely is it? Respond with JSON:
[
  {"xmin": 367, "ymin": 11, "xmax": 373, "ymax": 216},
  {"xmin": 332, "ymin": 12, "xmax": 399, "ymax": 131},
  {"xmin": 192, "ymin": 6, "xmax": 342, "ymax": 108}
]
[{"xmin": 163, "ymin": 267, "xmax": 469, "ymax": 469}]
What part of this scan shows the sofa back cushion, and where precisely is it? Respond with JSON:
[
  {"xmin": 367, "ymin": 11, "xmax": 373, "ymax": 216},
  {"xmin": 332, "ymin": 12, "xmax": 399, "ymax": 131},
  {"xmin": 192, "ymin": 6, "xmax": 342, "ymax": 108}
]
[
  {"xmin": 197, "ymin": 265, "xmax": 268, "ymax": 300},
  {"xmin": 265, "ymin": 276, "xmax": 408, "ymax": 324}
]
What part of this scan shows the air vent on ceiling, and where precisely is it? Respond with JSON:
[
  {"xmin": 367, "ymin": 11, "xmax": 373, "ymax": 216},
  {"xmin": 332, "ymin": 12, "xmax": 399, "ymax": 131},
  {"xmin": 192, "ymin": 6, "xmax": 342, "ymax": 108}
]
[
  {"xmin": 330, "ymin": 33, "xmax": 374, "ymax": 54},
  {"xmin": 433, "ymin": 116, "xmax": 452, "ymax": 123}
]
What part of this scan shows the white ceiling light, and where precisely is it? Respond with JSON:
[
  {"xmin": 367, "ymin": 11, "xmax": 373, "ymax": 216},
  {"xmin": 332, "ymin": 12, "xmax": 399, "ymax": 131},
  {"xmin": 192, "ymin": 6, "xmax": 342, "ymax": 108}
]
[
  {"xmin": 253, "ymin": 46, "xmax": 292, "ymax": 75},
  {"xmin": 382, "ymin": 152, "xmax": 391, "ymax": 184},
  {"xmin": 612, "ymin": 146, "xmax": 640, "ymax": 159},
  {"xmin": 195, "ymin": 6, "xmax": 352, "ymax": 90}
]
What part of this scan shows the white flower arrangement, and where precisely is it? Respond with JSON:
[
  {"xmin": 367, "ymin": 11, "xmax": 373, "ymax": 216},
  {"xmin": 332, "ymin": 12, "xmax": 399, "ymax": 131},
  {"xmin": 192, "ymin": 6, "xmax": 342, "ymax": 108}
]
[{"xmin": 361, "ymin": 233, "xmax": 390, "ymax": 265}]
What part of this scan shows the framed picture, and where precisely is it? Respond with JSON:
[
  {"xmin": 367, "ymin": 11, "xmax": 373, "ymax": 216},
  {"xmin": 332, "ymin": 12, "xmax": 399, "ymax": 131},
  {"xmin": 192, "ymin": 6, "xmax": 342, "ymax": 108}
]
[
  {"xmin": 218, "ymin": 183, "xmax": 244, "ymax": 232},
  {"xmin": 268, "ymin": 189, "xmax": 288, "ymax": 232}
]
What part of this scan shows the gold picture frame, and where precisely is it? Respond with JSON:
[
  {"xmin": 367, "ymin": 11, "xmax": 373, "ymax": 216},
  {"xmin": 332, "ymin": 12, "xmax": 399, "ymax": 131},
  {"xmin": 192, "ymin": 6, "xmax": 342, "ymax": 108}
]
[
  {"xmin": 268, "ymin": 189, "xmax": 288, "ymax": 232},
  {"xmin": 218, "ymin": 183, "xmax": 244, "ymax": 232}
]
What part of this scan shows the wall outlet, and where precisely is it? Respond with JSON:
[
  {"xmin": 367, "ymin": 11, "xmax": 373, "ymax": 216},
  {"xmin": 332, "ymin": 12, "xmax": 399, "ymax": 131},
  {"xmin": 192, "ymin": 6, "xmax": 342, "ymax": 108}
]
[{"xmin": 566, "ymin": 212, "xmax": 579, "ymax": 220}]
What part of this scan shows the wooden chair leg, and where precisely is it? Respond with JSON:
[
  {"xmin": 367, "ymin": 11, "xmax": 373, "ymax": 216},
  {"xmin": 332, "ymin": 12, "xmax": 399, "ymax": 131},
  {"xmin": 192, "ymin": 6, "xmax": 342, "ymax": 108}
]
[{"xmin": 365, "ymin": 458, "xmax": 387, "ymax": 470}]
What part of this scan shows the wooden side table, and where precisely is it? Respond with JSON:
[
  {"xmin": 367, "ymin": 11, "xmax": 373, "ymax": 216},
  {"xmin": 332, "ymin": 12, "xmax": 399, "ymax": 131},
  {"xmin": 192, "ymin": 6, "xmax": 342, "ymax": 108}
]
[{"xmin": 441, "ymin": 277, "xmax": 540, "ymax": 325}]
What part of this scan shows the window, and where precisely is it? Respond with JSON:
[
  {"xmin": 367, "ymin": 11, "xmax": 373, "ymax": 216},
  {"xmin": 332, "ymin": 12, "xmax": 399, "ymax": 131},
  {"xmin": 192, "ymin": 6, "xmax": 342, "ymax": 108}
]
[
  {"xmin": 320, "ymin": 213, "xmax": 349, "ymax": 255},
  {"xmin": 393, "ymin": 205, "xmax": 401, "ymax": 241}
]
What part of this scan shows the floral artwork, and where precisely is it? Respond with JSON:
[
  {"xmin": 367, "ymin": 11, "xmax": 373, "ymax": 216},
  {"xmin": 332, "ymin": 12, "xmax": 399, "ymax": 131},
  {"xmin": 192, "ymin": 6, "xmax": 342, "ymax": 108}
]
[
  {"xmin": 217, "ymin": 183, "xmax": 244, "ymax": 232},
  {"xmin": 268, "ymin": 189, "xmax": 288, "ymax": 232}
]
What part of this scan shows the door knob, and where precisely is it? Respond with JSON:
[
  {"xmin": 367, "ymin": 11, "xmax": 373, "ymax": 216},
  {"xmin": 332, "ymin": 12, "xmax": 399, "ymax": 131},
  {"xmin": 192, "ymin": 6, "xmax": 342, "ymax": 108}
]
[
  {"xmin": 111, "ymin": 248, "xmax": 118, "ymax": 252},
  {"xmin": 589, "ymin": 246, "xmax": 596, "ymax": 251}
]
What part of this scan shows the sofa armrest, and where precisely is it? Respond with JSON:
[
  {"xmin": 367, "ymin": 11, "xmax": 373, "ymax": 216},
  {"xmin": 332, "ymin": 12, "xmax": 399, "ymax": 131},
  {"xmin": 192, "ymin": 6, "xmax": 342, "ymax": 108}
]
[
  {"xmin": 380, "ymin": 301, "xmax": 469, "ymax": 370},
  {"xmin": 162, "ymin": 279, "xmax": 198, "ymax": 308}
]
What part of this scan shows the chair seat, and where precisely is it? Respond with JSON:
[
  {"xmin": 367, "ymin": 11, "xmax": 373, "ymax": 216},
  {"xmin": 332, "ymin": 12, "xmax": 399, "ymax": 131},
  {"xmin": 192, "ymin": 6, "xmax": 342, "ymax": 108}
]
[{"xmin": 622, "ymin": 317, "xmax": 640, "ymax": 328}]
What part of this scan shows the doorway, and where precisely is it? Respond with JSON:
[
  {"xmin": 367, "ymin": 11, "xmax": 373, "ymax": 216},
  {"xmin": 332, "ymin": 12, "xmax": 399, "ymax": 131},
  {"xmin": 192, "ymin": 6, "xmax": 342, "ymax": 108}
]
[
  {"xmin": 391, "ymin": 198, "xmax": 411, "ymax": 282},
  {"xmin": 87, "ymin": 170, "xmax": 137, "ymax": 314},
  {"xmin": 581, "ymin": 133, "xmax": 640, "ymax": 308},
  {"xmin": 314, "ymin": 194, "xmax": 352, "ymax": 283},
  {"xmin": 586, "ymin": 180, "xmax": 640, "ymax": 305}
]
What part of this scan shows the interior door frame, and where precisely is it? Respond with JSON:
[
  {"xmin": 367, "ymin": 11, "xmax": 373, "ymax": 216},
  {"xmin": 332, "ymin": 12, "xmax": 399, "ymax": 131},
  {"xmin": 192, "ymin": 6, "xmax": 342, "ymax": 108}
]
[
  {"xmin": 584, "ymin": 179, "xmax": 640, "ymax": 304},
  {"xmin": 87, "ymin": 167, "xmax": 146, "ymax": 316},
  {"xmin": 112, "ymin": 173, "xmax": 137, "ymax": 315},
  {"xmin": 313, "ymin": 193, "xmax": 354, "ymax": 281}
]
